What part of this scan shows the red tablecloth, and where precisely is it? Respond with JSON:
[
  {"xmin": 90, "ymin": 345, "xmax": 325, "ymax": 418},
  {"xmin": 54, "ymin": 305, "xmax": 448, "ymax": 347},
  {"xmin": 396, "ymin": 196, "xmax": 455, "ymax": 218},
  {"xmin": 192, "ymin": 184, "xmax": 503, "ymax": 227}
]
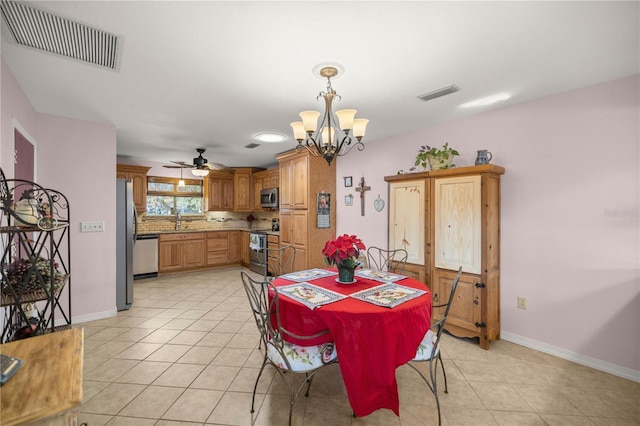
[{"xmin": 273, "ymin": 270, "xmax": 432, "ymax": 417}]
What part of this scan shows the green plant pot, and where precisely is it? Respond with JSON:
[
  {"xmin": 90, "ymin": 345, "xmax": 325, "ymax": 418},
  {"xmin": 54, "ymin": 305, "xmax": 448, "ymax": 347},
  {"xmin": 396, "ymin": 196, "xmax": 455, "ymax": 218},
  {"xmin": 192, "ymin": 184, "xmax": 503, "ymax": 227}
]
[{"xmin": 337, "ymin": 265, "xmax": 356, "ymax": 283}]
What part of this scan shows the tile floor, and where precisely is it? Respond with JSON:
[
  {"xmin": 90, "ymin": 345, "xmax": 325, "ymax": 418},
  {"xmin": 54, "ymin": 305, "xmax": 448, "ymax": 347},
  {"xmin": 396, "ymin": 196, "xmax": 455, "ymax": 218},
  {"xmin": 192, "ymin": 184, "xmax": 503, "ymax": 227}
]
[{"xmin": 78, "ymin": 267, "xmax": 639, "ymax": 425}]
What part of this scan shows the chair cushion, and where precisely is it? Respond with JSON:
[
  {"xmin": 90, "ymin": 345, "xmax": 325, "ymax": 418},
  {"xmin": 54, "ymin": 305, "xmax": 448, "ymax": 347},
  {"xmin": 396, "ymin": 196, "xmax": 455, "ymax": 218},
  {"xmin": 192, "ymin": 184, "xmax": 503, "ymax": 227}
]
[
  {"xmin": 267, "ymin": 340, "xmax": 337, "ymax": 372},
  {"xmin": 413, "ymin": 329, "xmax": 439, "ymax": 361}
]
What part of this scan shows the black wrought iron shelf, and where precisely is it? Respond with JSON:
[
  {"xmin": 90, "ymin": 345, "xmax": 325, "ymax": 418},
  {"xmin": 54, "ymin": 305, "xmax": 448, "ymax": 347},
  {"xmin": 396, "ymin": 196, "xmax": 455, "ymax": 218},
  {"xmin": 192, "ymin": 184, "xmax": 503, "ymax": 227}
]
[{"xmin": 0, "ymin": 169, "xmax": 71, "ymax": 343}]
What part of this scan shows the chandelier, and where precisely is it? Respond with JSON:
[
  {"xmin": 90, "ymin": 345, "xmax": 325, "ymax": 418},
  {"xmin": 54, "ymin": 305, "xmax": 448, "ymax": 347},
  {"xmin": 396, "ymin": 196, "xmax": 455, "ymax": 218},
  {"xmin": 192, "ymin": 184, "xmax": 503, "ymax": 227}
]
[{"xmin": 290, "ymin": 66, "xmax": 369, "ymax": 165}]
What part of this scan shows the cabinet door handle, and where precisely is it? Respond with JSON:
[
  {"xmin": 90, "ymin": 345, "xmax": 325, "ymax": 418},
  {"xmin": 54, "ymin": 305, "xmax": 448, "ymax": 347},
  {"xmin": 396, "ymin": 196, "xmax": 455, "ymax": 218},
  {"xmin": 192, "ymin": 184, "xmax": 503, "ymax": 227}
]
[{"xmin": 433, "ymin": 293, "xmax": 439, "ymax": 303}]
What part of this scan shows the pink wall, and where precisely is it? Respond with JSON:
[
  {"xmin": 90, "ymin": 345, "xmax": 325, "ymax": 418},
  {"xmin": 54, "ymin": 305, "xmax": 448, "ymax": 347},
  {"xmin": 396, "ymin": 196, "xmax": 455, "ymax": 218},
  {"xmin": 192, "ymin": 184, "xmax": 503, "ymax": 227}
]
[
  {"xmin": 1, "ymin": 57, "xmax": 118, "ymax": 321},
  {"xmin": 3, "ymin": 53, "xmax": 637, "ymax": 377},
  {"xmin": 337, "ymin": 75, "xmax": 640, "ymax": 375}
]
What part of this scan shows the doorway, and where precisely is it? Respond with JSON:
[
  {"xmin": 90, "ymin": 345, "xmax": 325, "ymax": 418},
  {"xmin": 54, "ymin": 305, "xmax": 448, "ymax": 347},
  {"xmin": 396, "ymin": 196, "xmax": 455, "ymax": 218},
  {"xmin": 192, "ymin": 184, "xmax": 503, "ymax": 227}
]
[{"xmin": 14, "ymin": 127, "xmax": 35, "ymax": 182}]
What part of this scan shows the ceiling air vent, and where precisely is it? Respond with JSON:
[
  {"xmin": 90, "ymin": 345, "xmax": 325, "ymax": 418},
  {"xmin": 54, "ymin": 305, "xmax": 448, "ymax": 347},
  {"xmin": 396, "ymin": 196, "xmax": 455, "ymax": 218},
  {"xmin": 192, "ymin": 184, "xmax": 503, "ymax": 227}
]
[
  {"xmin": 417, "ymin": 85, "xmax": 460, "ymax": 102},
  {"xmin": 0, "ymin": 0, "xmax": 120, "ymax": 70}
]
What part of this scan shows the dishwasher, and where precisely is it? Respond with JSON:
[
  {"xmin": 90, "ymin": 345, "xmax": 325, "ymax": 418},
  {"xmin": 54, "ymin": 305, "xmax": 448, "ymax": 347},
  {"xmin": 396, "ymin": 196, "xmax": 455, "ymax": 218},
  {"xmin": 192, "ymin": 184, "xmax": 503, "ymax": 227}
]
[{"xmin": 134, "ymin": 234, "xmax": 159, "ymax": 279}]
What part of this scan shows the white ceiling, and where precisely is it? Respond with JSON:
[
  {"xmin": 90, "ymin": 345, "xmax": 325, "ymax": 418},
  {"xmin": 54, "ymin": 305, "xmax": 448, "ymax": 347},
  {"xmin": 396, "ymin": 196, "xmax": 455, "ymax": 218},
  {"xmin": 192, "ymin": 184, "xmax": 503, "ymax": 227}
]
[{"xmin": 1, "ymin": 1, "xmax": 638, "ymax": 169}]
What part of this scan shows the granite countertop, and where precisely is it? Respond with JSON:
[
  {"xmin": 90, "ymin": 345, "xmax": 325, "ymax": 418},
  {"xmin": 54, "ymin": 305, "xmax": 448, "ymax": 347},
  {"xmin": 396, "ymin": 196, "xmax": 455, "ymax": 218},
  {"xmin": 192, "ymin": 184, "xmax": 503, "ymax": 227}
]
[{"xmin": 140, "ymin": 228, "xmax": 279, "ymax": 235}]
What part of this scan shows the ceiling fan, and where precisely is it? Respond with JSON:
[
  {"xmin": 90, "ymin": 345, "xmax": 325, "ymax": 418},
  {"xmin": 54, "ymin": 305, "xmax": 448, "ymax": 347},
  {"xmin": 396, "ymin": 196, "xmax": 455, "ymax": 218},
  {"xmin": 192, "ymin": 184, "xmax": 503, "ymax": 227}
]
[{"xmin": 164, "ymin": 148, "xmax": 233, "ymax": 176}]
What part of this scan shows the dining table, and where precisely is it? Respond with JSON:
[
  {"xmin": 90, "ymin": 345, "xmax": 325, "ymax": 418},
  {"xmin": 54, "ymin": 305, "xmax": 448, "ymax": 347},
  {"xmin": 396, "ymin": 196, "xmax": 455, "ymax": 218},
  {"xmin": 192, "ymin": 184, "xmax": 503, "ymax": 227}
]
[{"xmin": 272, "ymin": 267, "xmax": 432, "ymax": 418}]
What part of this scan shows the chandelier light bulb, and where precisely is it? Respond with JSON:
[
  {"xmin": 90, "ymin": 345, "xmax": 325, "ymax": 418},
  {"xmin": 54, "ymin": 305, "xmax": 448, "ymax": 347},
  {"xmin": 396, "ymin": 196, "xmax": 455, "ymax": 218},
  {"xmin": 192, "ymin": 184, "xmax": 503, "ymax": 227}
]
[
  {"xmin": 299, "ymin": 111, "xmax": 321, "ymax": 133},
  {"xmin": 290, "ymin": 121, "xmax": 306, "ymax": 141},
  {"xmin": 335, "ymin": 109, "xmax": 357, "ymax": 131},
  {"xmin": 353, "ymin": 118, "xmax": 369, "ymax": 140}
]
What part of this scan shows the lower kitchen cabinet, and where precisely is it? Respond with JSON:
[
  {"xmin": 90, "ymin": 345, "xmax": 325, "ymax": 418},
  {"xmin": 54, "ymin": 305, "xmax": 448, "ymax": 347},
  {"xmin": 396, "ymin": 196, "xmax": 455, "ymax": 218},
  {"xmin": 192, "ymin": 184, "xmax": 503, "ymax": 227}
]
[
  {"xmin": 267, "ymin": 234, "xmax": 280, "ymax": 276},
  {"xmin": 207, "ymin": 231, "xmax": 242, "ymax": 266},
  {"xmin": 160, "ymin": 231, "xmax": 245, "ymax": 274},
  {"xmin": 279, "ymin": 210, "xmax": 308, "ymax": 272},
  {"xmin": 207, "ymin": 232, "xmax": 229, "ymax": 265},
  {"xmin": 159, "ymin": 233, "xmax": 206, "ymax": 273},
  {"xmin": 228, "ymin": 231, "xmax": 242, "ymax": 263},
  {"xmin": 241, "ymin": 231, "xmax": 250, "ymax": 267}
]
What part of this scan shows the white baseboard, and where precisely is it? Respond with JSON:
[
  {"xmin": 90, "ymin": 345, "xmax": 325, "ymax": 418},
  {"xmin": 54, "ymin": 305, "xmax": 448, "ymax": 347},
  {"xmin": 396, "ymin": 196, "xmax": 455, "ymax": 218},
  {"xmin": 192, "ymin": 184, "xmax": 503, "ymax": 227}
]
[
  {"xmin": 71, "ymin": 308, "xmax": 117, "ymax": 325},
  {"xmin": 501, "ymin": 331, "xmax": 640, "ymax": 383}
]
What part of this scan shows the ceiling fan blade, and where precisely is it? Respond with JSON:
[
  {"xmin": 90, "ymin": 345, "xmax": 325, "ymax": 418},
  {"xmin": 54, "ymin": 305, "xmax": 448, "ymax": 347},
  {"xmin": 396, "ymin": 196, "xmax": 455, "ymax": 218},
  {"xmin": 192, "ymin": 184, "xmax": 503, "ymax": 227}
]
[
  {"xmin": 206, "ymin": 162, "xmax": 234, "ymax": 172},
  {"xmin": 169, "ymin": 161, "xmax": 194, "ymax": 168}
]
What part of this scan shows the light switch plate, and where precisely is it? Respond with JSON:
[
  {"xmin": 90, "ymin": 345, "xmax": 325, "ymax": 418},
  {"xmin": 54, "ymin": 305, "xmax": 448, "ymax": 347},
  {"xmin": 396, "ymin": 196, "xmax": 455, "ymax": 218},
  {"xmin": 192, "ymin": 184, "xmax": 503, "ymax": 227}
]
[{"xmin": 80, "ymin": 221, "xmax": 104, "ymax": 232}]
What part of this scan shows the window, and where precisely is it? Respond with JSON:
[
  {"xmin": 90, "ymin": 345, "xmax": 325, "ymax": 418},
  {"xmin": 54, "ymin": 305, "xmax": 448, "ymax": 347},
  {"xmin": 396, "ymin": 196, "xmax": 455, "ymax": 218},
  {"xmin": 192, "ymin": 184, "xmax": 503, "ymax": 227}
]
[{"xmin": 146, "ymin": 176, "xmax": 203, "ymax": 215}]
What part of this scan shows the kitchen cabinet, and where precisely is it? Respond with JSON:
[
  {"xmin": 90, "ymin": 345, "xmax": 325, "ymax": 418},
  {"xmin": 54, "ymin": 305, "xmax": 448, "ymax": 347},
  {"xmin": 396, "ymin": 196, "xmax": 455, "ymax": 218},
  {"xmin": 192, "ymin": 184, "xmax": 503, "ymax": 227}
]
[
  {"xmin": 116, "ymin": 164, "xmax": 150, "ymax": 214},
  {"xmin": 279, "ymin": 210, "xmax": 307, "ymax": 272},
  {"xmin": 233, "ymin": 168, "xmax": 254, "ymax": 212},
  {"xmin": 277, "ymin": 149, "xmax": 335, "ymax": 270},
  {"xmin": 253, "ymin": 168, "xmax": 279, "ymax": 212},
  {"xmin": 228, "ymin": 231, "xmax": 242, "ymax": 263},
  {"xmin": 241, "ymin": 231, "xmax": 250, "ymax": 267},
  {"xmin": 385, "ymin": 164, "xmax": 504, "ymax": 349},
  {"xmin": 278, "ymin": 152, "xmax": 308, "ymax": 209},
  {"xmin": 159, "ymin": 232, "xmax": 206, "ymax": 273},
  {"xmin": 206, "ymin": 232, "xmax": 229, "ymax": 265},
  {"xmin": 264, "ymin": 169, "xmax": 279, "ymax": 189},
  {"xmin": 253, "ymin": 173, "xmax": 263, "ymax": 212},
  {"xmin": 206, "ymin": 231, "xmax": 242, "ymax": 266},
  {"xmin": 267, "ymin": 234, "xmax": 280, "ymax": 276},
  {"xmin": 208, "ymin": 172, "xmax": 234, "ymax": 211}
]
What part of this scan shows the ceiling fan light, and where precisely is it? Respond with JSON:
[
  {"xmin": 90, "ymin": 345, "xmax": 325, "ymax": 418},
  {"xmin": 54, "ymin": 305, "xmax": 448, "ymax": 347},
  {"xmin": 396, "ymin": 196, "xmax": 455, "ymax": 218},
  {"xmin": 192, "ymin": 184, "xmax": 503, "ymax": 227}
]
[{"xmin": 191, "ymin": 168, "xmax": 209, "ymax": 177}]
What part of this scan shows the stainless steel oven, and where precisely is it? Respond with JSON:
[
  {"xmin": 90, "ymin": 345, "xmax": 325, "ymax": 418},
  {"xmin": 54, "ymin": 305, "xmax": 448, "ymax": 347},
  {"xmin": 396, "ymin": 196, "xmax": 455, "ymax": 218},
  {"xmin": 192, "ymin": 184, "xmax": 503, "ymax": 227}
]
[{"xmin": 249, "ymin": 231, "xmax": 267, "ymax": 274}]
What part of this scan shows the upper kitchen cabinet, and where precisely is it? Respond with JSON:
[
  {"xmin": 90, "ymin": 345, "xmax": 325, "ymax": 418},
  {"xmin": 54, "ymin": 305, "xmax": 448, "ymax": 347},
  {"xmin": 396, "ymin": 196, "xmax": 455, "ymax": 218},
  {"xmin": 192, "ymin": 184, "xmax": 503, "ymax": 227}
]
[
  {"xmin": 278, "ymin": 151, "xmax": 309, "ymax": 209},
  {"xmin": 253, "ymin": 168, "xmax": 279, "ymax": 212},
  {"xmin": 233, "ymin": 167, "xmax": 264, "ymax": 212},
  {"xmin": 116, "ymin": 165, "xmax": 151, "ymax": 214},
  {"xmin": 208, "ymin": 171, "xmax": 234, "ymax": 211}
]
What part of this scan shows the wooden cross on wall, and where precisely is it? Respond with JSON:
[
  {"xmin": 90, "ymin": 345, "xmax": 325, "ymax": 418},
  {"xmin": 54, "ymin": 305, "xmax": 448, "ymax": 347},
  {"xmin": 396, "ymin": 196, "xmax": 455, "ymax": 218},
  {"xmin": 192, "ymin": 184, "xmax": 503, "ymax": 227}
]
[{"xmin": 355, "ymin": 176, "xmax": 371, "ymax": 216}]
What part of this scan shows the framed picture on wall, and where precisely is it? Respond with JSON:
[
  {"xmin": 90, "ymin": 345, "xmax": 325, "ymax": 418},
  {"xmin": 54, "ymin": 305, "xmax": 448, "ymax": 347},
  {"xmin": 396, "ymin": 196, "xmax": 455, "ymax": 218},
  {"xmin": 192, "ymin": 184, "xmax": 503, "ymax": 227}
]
[
  {"xmin": 344, "ymin": 176, "xmax": 353, "ymax": 187},
  {"xmin": 345, "ymin": 194, "xmax": 353, "ymax": 206}
]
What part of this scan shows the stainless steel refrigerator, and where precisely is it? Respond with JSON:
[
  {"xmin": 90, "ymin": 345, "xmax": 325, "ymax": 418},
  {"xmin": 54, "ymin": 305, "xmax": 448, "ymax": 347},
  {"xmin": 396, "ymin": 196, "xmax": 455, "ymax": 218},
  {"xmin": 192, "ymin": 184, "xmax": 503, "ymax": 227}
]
[{"xmin": 116, "ymin": 179, "xmax": 137, "ymax": 310}]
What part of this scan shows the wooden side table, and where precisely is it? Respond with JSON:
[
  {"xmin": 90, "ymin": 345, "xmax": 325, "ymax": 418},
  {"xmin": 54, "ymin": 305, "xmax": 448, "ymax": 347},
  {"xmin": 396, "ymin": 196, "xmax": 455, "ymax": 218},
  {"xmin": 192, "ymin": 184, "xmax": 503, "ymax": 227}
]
[{"xmin": 0, "ymin": 328, "xmax": 83, "ymax": 425}]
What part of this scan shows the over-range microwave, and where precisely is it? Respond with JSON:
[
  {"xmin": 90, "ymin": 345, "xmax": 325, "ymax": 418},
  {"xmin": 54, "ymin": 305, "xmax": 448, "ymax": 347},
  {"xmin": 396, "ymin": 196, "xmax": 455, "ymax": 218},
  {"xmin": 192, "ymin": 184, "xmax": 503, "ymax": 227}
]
[{"xmin": 260, "ymin": 188, "xmax": 278, "ymax": 209}]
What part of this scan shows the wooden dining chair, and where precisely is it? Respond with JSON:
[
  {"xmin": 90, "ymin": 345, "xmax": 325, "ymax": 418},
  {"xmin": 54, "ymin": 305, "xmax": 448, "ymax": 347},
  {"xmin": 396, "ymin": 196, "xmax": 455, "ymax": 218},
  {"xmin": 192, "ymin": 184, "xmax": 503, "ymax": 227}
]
[
  {"xmin": 406, "ymin": 266, "xmax": 463, "ymax": 426},
  {"xmin": 240, "ymin": 271, "xmax": 337, "ymax": 426},
  {"xmin": 366, "ymin": 246, "xmax": 408, "ymax": 274}
]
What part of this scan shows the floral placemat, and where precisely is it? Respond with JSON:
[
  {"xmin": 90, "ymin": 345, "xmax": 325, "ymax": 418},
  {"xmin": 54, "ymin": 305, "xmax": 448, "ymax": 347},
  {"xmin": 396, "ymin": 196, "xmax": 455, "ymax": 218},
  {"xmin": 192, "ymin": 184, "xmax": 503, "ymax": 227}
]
[
  {"xmin": 350, "ymin": 283, "xmax": 427, "ymax": 308},
  {"xmin": 279, "ymin": 268, "xmax": 338, "ymax": 282},
  {"xmin": 277, "ymin": 282, "xmax": 347, "ymax": 309},
  {"xmin": 355, "ymin": 268, "xmax": 407, "ymax": 283}
]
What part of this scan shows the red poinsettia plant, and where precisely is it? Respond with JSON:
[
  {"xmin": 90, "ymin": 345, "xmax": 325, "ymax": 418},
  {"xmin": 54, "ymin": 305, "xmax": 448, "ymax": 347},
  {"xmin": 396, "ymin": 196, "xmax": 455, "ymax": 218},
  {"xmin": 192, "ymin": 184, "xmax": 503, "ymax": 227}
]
[{"xmin": 322, "ymin": 234, "xmax": 366, "ymax": 268}]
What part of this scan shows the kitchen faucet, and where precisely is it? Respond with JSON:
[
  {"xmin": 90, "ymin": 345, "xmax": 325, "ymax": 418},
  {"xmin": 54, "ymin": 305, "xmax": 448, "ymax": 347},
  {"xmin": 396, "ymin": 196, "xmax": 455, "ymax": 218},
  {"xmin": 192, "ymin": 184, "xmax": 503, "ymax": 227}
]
[{"xmin": 175, "ymin": 210, "xmax": 182, "ymax": 230}]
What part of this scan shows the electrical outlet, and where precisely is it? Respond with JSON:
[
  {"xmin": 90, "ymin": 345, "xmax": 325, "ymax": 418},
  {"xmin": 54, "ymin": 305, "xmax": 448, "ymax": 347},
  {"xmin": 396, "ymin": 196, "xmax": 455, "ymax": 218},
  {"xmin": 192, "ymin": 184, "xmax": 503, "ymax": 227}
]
[
  {"xmin": 517, "ymin": 297, "xmax": 527, "ymax": 310},
  {"xmin": 80, "ymin": 221, "xmax": 104, "ymax": 232}
]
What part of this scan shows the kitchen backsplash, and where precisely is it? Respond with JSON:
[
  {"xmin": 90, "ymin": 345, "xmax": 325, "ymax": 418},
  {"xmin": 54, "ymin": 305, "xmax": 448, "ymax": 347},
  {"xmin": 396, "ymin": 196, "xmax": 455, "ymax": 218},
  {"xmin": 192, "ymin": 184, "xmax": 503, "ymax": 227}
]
[{"xmin": 138, "ymin": 211, "xmax": 278, "ymax": 233}]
